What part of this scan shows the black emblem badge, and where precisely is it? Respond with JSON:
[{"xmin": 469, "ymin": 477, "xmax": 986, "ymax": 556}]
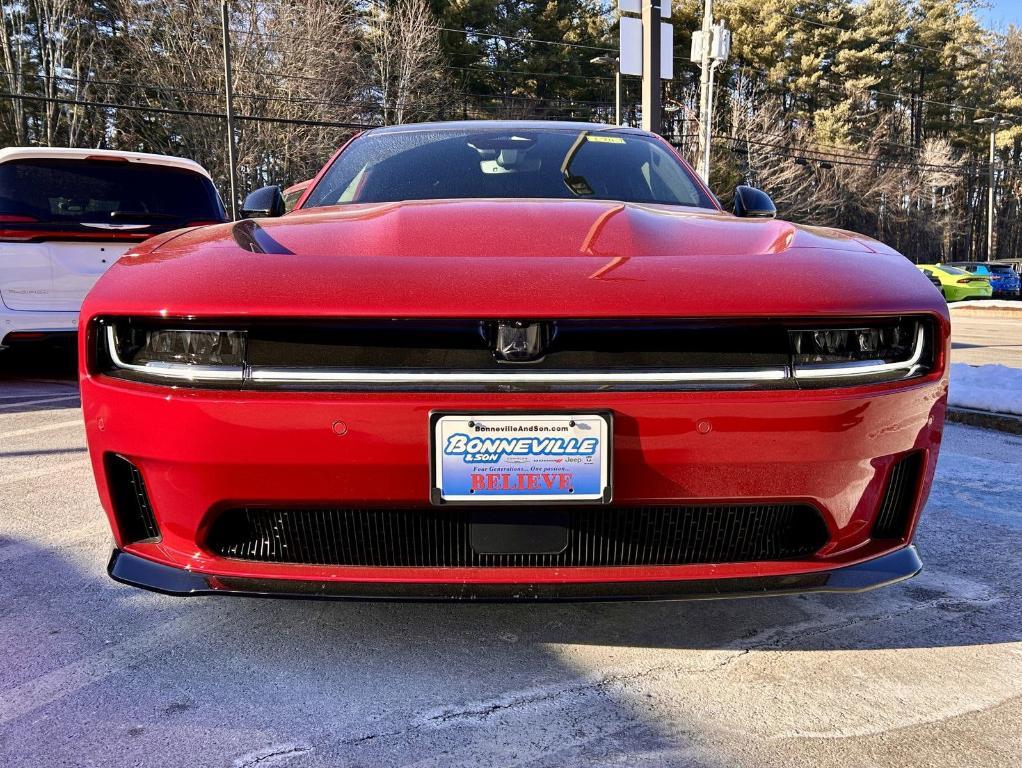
[{"xmin": 490, "ymin": 321, "xmax": 553, "ymax": 363}]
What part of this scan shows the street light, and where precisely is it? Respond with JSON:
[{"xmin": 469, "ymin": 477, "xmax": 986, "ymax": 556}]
[
  {"xmin": 974, "ymin": 115, "xmax": 1016, "ymax": 262},
  {"xmin": 590, "ymin": 55, "xmax": 622, "ymax": 126}
]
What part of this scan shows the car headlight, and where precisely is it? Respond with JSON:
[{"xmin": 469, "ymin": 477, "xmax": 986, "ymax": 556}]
[
  {"xmin": 105, "ymin": 325, "xmax": 246, "ymax": 381},
  {"xmin": 789, "ymin": 319, "xmax": 929, "ymax": 382}
]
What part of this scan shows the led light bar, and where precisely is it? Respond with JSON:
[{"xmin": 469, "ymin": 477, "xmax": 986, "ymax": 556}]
[{"xmin": 103, "ymin": 319, "xmax": 932, "ymax": 388}]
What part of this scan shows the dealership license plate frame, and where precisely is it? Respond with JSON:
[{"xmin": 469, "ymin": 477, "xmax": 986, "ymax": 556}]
[{"xmin": 430, "ymin": 411, "xmax": 613, "ymax": 505}]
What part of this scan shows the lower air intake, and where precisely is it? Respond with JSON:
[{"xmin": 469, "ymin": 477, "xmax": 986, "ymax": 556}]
[
  {"xmin": 872, "ymin": 452, "xmax": 924, "ymax": 540},
  {"xmin": 207, "ymin": 504, "xmax": 828, "ymax": 567},
  {"xmin": 105, "ymin": 454, "xmax": 161, "ymax": 544}
]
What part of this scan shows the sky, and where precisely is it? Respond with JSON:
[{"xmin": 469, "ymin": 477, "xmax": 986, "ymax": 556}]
[{"xmin": 978, "ymin": 0, "xmax": 1022, "ymax": 29}]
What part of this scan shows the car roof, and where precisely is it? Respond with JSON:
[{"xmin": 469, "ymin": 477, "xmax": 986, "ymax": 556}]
[
  {"xmin": 0, "ymin": 146, "xmax": 214, "ymax": 179},
  {"xmin": 364, "ymin": 120, "xmax": 649, "ymax": 137}
]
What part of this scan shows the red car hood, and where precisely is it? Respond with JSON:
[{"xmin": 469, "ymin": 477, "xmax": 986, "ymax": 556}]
[{"xmin": 84, "ymin": 199, "xmax": 947, "ymax": 321}]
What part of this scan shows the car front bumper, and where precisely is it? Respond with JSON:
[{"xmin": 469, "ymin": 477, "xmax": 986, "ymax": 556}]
[{"xmin": 82, "ymin": 370, "xmax": 947, "ymax": 599}]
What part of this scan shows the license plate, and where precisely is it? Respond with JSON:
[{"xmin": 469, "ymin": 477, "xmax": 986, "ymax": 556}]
[{"xmin": 431, "ymin": 413, "xmax": 611, "ymax": 504}]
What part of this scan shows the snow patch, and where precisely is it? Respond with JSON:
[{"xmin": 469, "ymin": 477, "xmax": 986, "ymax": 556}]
[
  {"xmin": 949, "ymin": 299, "xmax": 1022, "ymax": 311},
  {"xmin": 949, "ymin": 363, "xmax": 1022, "ymax": 416},
  {"xmin": 231, "ymin": 744, "xmax": 312, "ymax": 767}
]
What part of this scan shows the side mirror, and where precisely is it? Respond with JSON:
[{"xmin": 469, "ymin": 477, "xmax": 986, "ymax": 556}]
[
  {"xmin": 733, "ymin": 185, "xmax": 777, "ymax": 219},
  {"xmin": 241, "ymin": 185, "xmax": 285, "ymax": 219}
]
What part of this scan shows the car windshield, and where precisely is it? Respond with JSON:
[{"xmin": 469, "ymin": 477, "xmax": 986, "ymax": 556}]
[
  {"xmin": 940, "ymin": 265, "xmax": 969, "ymax": 276},
  {"xmin": 303, "ymin": 127, "xmax": 717, "ymax": 209},
  {"xmin": 0, "ymin": 158, "xmax": 225, "ymax": 226},
  {"xmin": 989, "ymin": 265, "xmax": 1015, "ymax": 274}
]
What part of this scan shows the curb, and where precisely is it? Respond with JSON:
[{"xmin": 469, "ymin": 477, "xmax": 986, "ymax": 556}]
[{"xmin": 946, "ymin": 406, "xmax": 1022, "ymax": 435}]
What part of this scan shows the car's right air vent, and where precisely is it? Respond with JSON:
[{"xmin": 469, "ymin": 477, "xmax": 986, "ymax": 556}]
[
  {"xmin": 872, "ymin": 452, "xmax": 923, "ymax": 540},
  {"xmin": 105, "ymin": 454, "xmax": 160, "ymax": 544}
]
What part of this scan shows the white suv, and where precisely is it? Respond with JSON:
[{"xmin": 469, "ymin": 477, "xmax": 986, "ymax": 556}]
[{"xmin": 0, "ymin": 147, "xmax": 226, "ymax": 349}]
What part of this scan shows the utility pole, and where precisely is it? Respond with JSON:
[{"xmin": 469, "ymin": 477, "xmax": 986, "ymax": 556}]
[
  {"xmin": 691, "ymin": 8, "xmax": 729, "ymax": 183},
  {"xmin": 986, "ymin": 123, "xmax": 996, "ymax": 262},
  {"xmin": 221, "ymin": 0, "xmax": 239, "ymax": 220},
  {"xmin": 696, "ymin": 0, "xmax": 713, "ymax": 181},
  {"xmin": 614, "ymin": 69, "xmax": 622, "ymax": 126},
  {"xmin": 641, "ymin": 0, "xmax": 661, "ymax": 133},
  {"xmin": 974, "ymin": 115, "xmax": 1015, "ymax": 262},
  {"xmin": 590, "ymin": 56, "xmax": 622, "ymax": 125},
  {"xmin": 702, "ymin": 53, "xmax": 719, "ymax": 183}
]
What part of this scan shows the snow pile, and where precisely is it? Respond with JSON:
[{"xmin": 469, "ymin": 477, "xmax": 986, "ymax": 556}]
[
  {"xmin": 949, "ymin": 299, "xmax": 1022, "ymax": 311},
  {"xmin": 949, "ymin": 363, "xmax": 1022, "ymax": 416}
]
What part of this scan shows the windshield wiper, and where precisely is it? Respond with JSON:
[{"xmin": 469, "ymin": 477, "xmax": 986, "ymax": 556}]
[{"xmin": 560, "ymin": 131, "xmax": 595, "ymax": 197}]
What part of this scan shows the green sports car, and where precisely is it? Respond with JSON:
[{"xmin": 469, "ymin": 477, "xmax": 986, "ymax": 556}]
[{"xmin": 917, "ymin": 264, "xmax": 992, "ymax": 302}]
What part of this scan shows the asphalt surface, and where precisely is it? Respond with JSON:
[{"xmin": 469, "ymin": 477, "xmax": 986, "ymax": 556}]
[
  {"xmin": 1, "ymin": 347, "xmax": 1020, "ymax": 767},
  {"xmin": 950, "ymin": 313, "xmax": 1022, "ymax": 368}
]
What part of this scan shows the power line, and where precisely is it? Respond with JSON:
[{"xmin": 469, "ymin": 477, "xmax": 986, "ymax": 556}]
[
  {"xmin": 735, "ymin": 62, "xmax": 1020, "ymax": 122},
  {"xmin": 434, "ymin": 25, "xmax": 613, "ymax": 54},
  {"xmin": 232, "ymin": 63, "xmax": 615, "ymax": 88},
  {"xmin": 0, "ymin": 91, "xmax": 370, "ymax": 129},
  {"xmin": 0, "ymin": 71, "xmax": 378, "ymax": 118},
  {"xmin": 778, "ymin": 11, "xmax": 996, "ymax": 64},
  {"xmin": 1, "ymin": 73, "xmax": 617, "ymax": 124},
  {"xmin": 725, "ymin": 133, "xmax": 947, "ymax": 171},
  {"xmin": 233, "ymin": 23, "xmax": 615, "ymax": 54},
  {"xmin": 0, "ymin": 68, "xmax": 225, "ymax": 99},
  {"xmin": 445, "ymin": 64, "xmax": 614, "ymax": 83},
  {"xmin": 721, "ymin": 121, "xmax": 919, "ymax": 162},
  {"xmin": 0, "ymin": 67, "xmax": 374, "ymax": 110},
  {"xmin": 720, "ymin": 133, "xmax": 1013, "ymax": 176}
]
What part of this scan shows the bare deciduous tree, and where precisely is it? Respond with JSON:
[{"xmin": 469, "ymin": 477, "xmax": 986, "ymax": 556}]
[
  {"xmin": 32, "ymin": 0, "xmax": 93, "ymax": 145},
  {"xmin": 362, "ymin": 0, "xmax": 448, "ymax": 125},
  {"xmin": 721, "ymin": 81, "xmax": 967, "ymax": 262},
  {"xmin": 0, "ymin": 0, "xmax": 29, "ymax": 144},
  {"xmin": 117, "ymin": 0, "xmax": 365, "ymax": 205}
]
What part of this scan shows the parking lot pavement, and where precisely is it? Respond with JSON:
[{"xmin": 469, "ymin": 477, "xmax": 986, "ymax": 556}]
[
  {"xmin": 1, "ymin": 373, "xmax": 1020, "ymax": 768},
  {"xmin": 951, "ymin": 314, "xmax": 1022, "ymax": 368}
]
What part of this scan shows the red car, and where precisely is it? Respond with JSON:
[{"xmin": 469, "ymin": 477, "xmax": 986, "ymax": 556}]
[
  {"xmin": 281, "ymin": 179, "xmax": 311, "ymax": 212},
  {"xmin": 80, "ymin": 121, "xmax": 948, "ymax": 600}
]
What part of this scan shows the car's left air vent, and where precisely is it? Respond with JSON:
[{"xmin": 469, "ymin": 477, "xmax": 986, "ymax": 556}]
[
  {"xmin": 105, "ymin": 454, "xmax": 161, "ymax": 544},
  {"xmin": 872, "ymin": 452, "xmax": 923, "ymax": 540}
]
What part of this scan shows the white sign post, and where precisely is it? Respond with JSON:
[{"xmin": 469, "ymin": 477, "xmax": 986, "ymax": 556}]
[{"xmin": 618, "ymin": 0, "xmax": 674, "ymax": 132}]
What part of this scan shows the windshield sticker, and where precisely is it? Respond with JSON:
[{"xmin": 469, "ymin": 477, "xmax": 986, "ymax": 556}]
[{"xmin": 586, "ymin": 135, "xmax": 626, "ymax": 144}]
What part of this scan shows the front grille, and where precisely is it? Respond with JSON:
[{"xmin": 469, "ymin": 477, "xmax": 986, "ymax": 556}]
[
  {"xmin": 244, "ymin": 319, "xmax": 792, "ymax": 372},
  {"xmin": 207, "ymin": 504, "xmax": 828, "ymax": 567},
  {"xmin": 105, "ymin": 454, "xmax": 160, "ymax": 544},
  {"xmin": 873, "ymin": 452, "xmax": 923, "ymax": 539}
]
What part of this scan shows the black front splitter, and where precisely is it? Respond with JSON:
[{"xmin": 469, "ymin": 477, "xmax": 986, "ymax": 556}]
[{"xmin": 107, "ymin": 546, "xmax": 922, "ymax": 602}]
